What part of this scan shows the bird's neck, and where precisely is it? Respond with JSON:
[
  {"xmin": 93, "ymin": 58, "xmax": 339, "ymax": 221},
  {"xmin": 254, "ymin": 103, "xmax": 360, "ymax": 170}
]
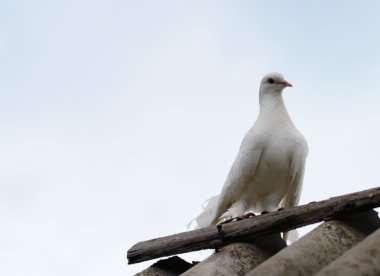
[{"xmin": 258, "ymin": 91, "xmax": 292, "ymax": 123}]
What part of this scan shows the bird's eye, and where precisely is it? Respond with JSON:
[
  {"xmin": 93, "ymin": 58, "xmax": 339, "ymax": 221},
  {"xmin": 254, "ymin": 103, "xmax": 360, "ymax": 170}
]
[{"xmin": 268, "ymin": 78, "xmax": 275, "ymax": 84}]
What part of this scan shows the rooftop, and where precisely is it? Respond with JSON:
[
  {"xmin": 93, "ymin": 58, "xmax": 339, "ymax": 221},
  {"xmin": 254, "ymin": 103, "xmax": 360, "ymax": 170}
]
[{"xmin": 128, "ymin": 187, "xmax": 380, "ymax": 276}]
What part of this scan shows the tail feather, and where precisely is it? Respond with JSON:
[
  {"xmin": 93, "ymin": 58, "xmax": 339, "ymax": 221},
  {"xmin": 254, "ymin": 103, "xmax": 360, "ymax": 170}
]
[
  {"xmin": 188, "ymin": 196, "xmax": 219, "ymax": 229},
  {"xmin": 283, "ymin": 229, "xmax": 299, "ymax": 244},
  {"xmin": 196, "ymin": 195, "xmax": 219, "ymax": 228}
]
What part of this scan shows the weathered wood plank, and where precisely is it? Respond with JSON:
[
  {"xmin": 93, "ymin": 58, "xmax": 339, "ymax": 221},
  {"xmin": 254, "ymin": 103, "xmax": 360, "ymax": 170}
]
[{"xmin": 127, "ymin": 186, "xmax": 380, "ymax": 264}]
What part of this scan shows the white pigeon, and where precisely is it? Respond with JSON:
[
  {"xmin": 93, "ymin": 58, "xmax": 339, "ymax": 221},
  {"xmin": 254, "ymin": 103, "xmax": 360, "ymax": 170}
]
[{"xmin": 194, "ymin": 72, "xmax": 308, "ymax": 242}]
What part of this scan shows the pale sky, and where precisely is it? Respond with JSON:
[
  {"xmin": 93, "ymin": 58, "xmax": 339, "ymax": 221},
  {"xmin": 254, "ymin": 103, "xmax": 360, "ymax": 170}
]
[{"xmin": 1, "ymin": 1, "xmax": 380, "ymax": 275}]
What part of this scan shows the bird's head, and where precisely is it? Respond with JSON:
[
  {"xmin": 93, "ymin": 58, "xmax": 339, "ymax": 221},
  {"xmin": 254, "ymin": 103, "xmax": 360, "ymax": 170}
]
[
  {"xmin": 258, "ymin": 72, "xmax": 293, "ymax": 105},
  {"xmin": 260, "ymin": 72, "xmax": 292, "ymax": 92}
]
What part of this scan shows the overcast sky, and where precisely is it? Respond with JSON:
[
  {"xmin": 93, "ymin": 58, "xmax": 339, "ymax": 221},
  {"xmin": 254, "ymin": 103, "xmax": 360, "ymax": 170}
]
[{"xmin": 1, "ymin": 1, "xmax": 380, "ymax": 275}]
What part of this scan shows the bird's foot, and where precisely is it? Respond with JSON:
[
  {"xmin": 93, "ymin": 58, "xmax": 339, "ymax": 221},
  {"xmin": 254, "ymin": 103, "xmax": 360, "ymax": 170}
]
[
  {"xmin": 220, "ymin": 216, "xmax": 244, "ymax": 224},
  {"xmin": 242, "ymin": 211, "xmax": 256, "ymax": 219},
  {"xmin": 277, "ymin": 207, "xmax": 285, "ymax": 211},
  {"xmin": 219, "ymin": 217, "xmax": 234, "ymax": 224},
  {"xmin": 219, "ymin": 212, "xmax": 257, "ymax": 224},
  {"xmin": 261, "ymin": 210, "xmax": 270, "ymax": 215}
]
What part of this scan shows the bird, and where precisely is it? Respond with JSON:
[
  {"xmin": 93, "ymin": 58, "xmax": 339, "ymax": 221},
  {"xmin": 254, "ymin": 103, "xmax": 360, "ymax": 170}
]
[{"xmin": 193, "ymin": 72, "xmax": 308, "ymax": 242}]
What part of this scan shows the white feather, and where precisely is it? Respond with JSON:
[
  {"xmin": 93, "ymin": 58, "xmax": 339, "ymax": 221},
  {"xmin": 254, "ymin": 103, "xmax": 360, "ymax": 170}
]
[{"xmin": 192, "ymin": 73, "xmax": 308, "ymax": 243}]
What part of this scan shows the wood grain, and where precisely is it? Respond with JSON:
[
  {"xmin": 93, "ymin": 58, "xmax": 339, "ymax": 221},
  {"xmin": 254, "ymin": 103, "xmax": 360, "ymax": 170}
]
[{"xmin": 127, "ymin": 186, "xmax": 380, "ymax": 264}]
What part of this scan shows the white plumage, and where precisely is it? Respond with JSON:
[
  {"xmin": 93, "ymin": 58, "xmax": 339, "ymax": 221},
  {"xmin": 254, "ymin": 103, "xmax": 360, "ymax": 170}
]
[{"xmin": 194, "ymin": 72, "xmax": 308, "ymax": 242}]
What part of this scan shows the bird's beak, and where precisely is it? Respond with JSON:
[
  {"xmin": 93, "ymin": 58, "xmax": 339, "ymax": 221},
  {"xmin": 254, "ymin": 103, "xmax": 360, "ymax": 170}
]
[{"xmin": 278, "ymin": 80, "xmax": 293, "ymax": 87}]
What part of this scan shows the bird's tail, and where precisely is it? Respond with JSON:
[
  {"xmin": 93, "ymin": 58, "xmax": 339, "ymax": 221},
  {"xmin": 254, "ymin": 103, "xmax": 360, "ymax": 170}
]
[
  {"xmin": 282, "ymin": 229, "xmax": 299, "ymax": 244},
  {"xmin": 187, "ymin": 195, "xmax": 219, "ymax": 229}
]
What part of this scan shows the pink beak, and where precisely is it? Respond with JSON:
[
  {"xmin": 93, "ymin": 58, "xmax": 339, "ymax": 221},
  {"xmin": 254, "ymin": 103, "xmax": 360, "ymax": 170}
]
[{"xmin": 278, "ymin": 80, "xmax": 293, "ymax": 87}]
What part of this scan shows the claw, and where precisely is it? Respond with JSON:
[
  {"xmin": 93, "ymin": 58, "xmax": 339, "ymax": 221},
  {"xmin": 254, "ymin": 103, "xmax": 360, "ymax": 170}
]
[
  {"xmin": 219, "ymin": 217, "xmax": 234, "ymax": 224},
  {"xmin": 261, "ymin": 210, "xmax": 270, "ymax": 215},
  {"xmin": 219, "ymin": 212, "xmax": 257, "ymax": 224},
  {"xmin": 242, "ymin": 212, "xmax": 256, "ymax": 218}
]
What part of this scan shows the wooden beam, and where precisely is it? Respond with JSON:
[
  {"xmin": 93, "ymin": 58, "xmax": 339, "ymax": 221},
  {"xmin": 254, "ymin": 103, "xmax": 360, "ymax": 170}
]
[{"xmin": 127, "ymin": 186, "xmax": 380, "ymax": 264}]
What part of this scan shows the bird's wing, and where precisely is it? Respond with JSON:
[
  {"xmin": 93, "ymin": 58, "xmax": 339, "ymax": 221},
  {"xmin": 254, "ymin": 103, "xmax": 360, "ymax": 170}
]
[
  {"xmin": 281, "ymin": 145, "xmax": 307, "ymax": 209},
  {"xmin": 208, "ymin": 131, "xmax": 263, "ymax": 225},
  {"xmin": 281, "ymin": 142, "xmax": 308, "ymax": 243}
]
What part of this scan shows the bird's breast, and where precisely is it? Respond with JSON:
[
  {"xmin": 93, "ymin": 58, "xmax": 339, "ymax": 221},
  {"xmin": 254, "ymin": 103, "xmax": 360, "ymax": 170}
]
[{"xmin": 243, "ymin": 136, "xmax": 295, "ymax": 203}]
